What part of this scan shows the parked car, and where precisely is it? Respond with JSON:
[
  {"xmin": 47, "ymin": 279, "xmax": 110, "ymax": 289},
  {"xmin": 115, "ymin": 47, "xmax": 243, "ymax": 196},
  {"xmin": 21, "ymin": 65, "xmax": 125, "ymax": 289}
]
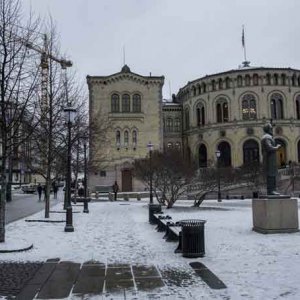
[{"xmin": 21, "ymin": 184, "xmax": 37, "ymax": 194}]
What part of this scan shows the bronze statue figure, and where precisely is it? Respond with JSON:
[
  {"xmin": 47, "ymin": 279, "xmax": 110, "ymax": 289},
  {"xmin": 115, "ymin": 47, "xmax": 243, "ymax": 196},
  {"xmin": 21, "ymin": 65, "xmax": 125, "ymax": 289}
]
[{"xmin": 261, "ymin": 122, "xmax": 281, "ymax": 195}]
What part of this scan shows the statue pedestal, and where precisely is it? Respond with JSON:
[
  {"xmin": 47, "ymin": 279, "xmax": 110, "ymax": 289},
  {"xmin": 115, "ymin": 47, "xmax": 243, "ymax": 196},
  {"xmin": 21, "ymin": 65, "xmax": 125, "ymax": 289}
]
[{"xmin": 252, "ymin": 197, "xmax": 299, "ymax": 234}]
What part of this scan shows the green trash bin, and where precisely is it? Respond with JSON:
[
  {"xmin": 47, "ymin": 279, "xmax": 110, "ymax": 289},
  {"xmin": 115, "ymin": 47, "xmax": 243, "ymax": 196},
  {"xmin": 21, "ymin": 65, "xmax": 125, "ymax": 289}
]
[
  {"xmin": 148, "ymin": 203, "xmax": 162, "ymax": 224},
  {"xmin": 180, "ymin": 219, "xmax": 206, "ymax": 258}
]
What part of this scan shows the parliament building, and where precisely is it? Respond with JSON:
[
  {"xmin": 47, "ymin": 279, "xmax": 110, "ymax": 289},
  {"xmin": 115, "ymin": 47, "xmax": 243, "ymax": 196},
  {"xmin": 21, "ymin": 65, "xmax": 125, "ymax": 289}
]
[{"xmin": 87, "ymin": 64, "xmax": 300, "ymax": 192}]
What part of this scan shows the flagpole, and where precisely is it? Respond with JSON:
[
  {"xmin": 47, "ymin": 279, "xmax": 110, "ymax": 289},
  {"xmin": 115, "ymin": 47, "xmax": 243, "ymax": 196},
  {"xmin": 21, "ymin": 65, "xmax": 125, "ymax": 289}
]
[{"xmin": 242, "ymin": 25, "xmax": 250, "ymax": 67}]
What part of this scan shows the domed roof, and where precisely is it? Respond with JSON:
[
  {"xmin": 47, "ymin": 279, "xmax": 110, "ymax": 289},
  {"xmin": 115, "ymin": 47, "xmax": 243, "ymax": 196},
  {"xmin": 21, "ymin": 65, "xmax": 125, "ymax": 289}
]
[{"xmin": 121, "ymin": 64, "xmax": 131, "ymax": 73}]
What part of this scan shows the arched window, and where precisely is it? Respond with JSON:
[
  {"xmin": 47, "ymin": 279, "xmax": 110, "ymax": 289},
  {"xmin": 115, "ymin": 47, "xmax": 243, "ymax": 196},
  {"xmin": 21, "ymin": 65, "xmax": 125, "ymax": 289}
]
[
  {"xmin": 266, "ymin": 73, "xmax": 271, "ymax": 85},
  {"xmin": 298, "ymin": 76, "xmax": 300, "ymax": 86},
  {"xmin": 166, "ymin": 118, "xmax": 173, "ymax": 132},
  {"xmin": 211, "ymin": 80, "xmax": 216, "ymax": 91},
  {"xmin": 175, "ymin": 142, "xmax": 181, "ymax": 151},
  {"xmin": 243, "ymin": 139, "xmax": 259, "ymax": 164},
  {"xmin": 296, "ymin": 95, "xmax": 300, "ymax": 119},
  {"xmin": 292, "ymin": 74, "xmax": 297, "ymax": 86},
  {"xmin": 185, "ymin": 108, "xmax": 190, "ymax": 130},
  {"xmin": 225, "ymin": 77, "xmax": 230, "ymax": 89},
  {"xmin": 253, "ymin": 74, "xmax": 259, "ymax": 86},
  {"xmin": 242, "ymin": 94, "xmax": 257, "ymax": 120},
  {"xmin": 218, "ymin": 78, "xmax": 223, "ymax": 90},
  {"xmin": 174, "ymin": 118, "xmax": 181, "ymax": 132},
  {"xmin": 132, "ymin": 94, "xmax": 141, "ymax": 112},
  {"xmin": 216, "ymin": 98, "xmax": 229, "ymax": 123},
  {"xmin": 281, "ymin": 74, "xmax": 286, "ymax": 85},
  {"xmin": 116, "ymin": 130, "xmax": 121, "ymax": 146},
  {"xmin": 245, "ymin": 75, "xmax": 251, "ymax": 86},
  {"xmin": 122, "ymin": 94, "xmax": 130, "ymax": 112},
  {"xmin": 274, "ymin": 74, "xmax": 279, "ymax": 85},
  {"xmin": 202, "ymin": 83, "xmax": 206, "ymax": 93},
  {"xmin": 196, "ymin": 103, "xmax": 205, "ymax": 126},
  {"xmin": 192, "ymin": 86, "xmax": 196, "ymax": 96},
  {"xmin": 237, "ymin": 76, "xmax": 243, "ymax": 87},
  {"xmin": 167, "ymin": 142, "xmax": 173, "ymax": 149},
  {"xmin": 132, "ymin": 130, "xmax": 137, "ymax": 146},
  {"xmin": 198, "ymin": 85, "xmax": 201, "ymax": 95},
  {"xmin": 124, "ymin": 130, "xmax": 129, "ymax": 146},
  {"xmin": 270, "ymin": 93, "xmax": 284, "ymax": 119},
  {"xmin": 111, "ymin": 94, "xmax": 120, "ymax": 112}
]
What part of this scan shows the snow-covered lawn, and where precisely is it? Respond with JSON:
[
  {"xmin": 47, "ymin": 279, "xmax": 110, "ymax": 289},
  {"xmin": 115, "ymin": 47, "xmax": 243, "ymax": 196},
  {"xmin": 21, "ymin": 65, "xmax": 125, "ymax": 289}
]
[{"xmin": 1, "ymin": 199, "xmax": 300, "ymax": 299}]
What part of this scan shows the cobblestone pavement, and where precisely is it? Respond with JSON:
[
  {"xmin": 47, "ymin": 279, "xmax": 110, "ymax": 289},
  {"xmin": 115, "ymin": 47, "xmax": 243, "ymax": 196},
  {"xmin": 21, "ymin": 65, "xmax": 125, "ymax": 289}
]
[{"xmin": 0, "ymin": 261, "xmax": 43, "ymax": 299}]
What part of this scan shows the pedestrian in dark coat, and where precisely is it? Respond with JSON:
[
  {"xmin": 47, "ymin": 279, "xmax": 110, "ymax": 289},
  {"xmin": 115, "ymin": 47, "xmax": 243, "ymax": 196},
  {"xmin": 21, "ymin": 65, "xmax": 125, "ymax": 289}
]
[
  {"xmin": 37, "ymin": 183, "xmax": 42, "ymax": 201},
  {"xmin": 112, "ymin": 181, "xmax": 119, "ymax": 201}
]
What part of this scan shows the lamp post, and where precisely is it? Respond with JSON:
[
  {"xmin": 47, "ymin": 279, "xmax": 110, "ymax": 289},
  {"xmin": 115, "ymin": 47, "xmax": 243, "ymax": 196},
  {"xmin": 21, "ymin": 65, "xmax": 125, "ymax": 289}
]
[
  {"xmin": 64, "ymin": 105, "xmax": 76, "ymax": 232},
  {"xmin": 215, "ymin": 150, "xmax": 222, "ymax": 202},
  {"xmin": 83, "ymin": 137, "xmax": 89, "ymax": 213},
  {"xmin": 147, "ymin": 142, "xmax": 154, "ymax": 204}
]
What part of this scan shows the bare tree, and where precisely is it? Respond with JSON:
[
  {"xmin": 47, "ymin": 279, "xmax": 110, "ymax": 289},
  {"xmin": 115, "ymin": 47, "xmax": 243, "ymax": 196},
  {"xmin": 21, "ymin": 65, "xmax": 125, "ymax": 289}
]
[
  {"xmin": 134, "ymin": 149, "xmax": 195, "ymax": 208},
  {"xmin": 0, "ymin": 0, "xmax": 41, "ymax": 242}
]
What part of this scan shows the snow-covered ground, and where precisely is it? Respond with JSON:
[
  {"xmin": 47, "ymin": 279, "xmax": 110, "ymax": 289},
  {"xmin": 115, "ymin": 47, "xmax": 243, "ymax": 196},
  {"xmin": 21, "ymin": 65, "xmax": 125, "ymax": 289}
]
[{"xmin": 1, "ymin": 198, "xmax": 300, "ymax": 299}]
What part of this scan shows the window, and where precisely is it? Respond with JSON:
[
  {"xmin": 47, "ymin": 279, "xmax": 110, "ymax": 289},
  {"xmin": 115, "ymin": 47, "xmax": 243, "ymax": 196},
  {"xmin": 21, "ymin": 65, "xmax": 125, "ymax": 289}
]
[
  {"xmin": 175, "ymin": 142, "xmax": 181, "ymax": 151},
  {"xmin": 270, "ymin": 93, "xmax": 284, "ymax": 119},
  {"xmin": 225, "ymin": 77, "xmax": 230, "ymax": 89},
  {"xmin": 242, "ymin": 94, "xmax": 257, "ymax": 120},
  {"xmin": 211, "ymin": 80, "xmax": 216, "ymax": 91},
  {"xmin": 243, "ymin": 140, "xmax": 259, "ymax": 164},
  {"xmin": 296, "ymin": 95, "xmax": 300, "ymax": 119},
  {"xmin": 202, "ymin": 83, "xmax": 206, "ymax": 93},
  {"xmin": 281, "ymin": 74, "xmax": 286, "ymax": 85},
  {"xmin": 167, "ymin": 142, "xmax": 173, "ymax": 149},
  {"xmin": 245, "ymin": 75, "xmax": 250, "ymax": 86},
  {"xmin": 266, "ymin": 73, "xmax": 271, "ymax": 85},
  {"xmin": 274, "ymin": 74, "xmax": 279, "ymax": 85},
  {"xmin": 166, "ymin": 118, "xmax": 173, "ymax": 132},
  {"xmin": 100, "ymin": 170, "xmax": 106, "ymax": 177},
  {"xmin": 198, "ymin": 85, "xmax": 201, "ymax": 95},
  {"xmin": 116, "ymin": 130, "xmax": 121, "ymax": 146},
  {"xmin": 292, "ymin": 74, "xmax": 297, "ymax": 86},
  {"xmin": 193, "ymin": 86, "xmax": 196, "ymax": 96},
  {"xmin": 111, "ymin": 94, "xmax": 120, "ymax": 112},
  {"xmin": 237, "ymin": 76, "xmax": 243, "ymax": 87},
  {"xmin": 218, "ymin": 78, "xmax": 223, "ymax": 90},
  {"xmin": 216, "ymin": 98, "xmax": 229, "ymax": 123},
  {"xmin": 174, "ymin": 118, "xmax": 181, "ymax": 132},
  {"xmin": 122, "ymin": 94, "xmax": 130, "ymax": 112},
  {"xmin": 124, "ymin": 130, "xmax": 129, "ymax": 146},
  {"xmin": 185, "ymin": 108, "xmax": 190, "ymax": 130},
  {"xmin": 132, "ymin": 130, "xmax": 137, "ymax": 147},
  {"xmin": 132, "ymin": 94, "xmax": 141, "ymax": 112},
  {"xmin": 196, "ymin": 103, "xmax": 205, "ymax": 126},
  {"xmin": 253, "ymin": 74, "xmax": 259, "ymax": 86},
  {"xmin": 298, "ymin": 76, "xmax": 300, "ymax": 86}
]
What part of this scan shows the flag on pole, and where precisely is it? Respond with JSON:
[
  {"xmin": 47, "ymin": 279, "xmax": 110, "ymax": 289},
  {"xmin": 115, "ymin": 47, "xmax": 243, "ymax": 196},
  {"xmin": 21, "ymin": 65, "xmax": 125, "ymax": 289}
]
[{"xmin": 242, "ymin": 26, "xmax": 245, "ymax": 48}]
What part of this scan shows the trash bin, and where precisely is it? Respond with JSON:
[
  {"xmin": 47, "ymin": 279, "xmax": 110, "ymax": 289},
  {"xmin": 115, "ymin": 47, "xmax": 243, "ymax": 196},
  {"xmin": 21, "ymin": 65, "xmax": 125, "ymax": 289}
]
[
  {"xmin": 180, "ymin": 219, "xmax": 206, "ymax": 258},
  {"xmin": 148, "ymin": 203, "xmax": 162, "ymax": 224}
]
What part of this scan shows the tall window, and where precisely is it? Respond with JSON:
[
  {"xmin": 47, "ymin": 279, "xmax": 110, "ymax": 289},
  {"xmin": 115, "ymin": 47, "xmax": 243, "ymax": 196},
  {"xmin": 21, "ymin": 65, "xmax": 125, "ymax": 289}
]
[
  {"xmin": 270, "ymin": 93, "xmax": 284, "ymax": 119},
  {"xmin": 225, "ymin": 77, "xmax": 230, "ymax": 89},
  {"xmin": 202, "ymin": 83, "xmax": 206, "ymax": 93},
  {"xmin": 132, "ymin": 130, "xmax": 137, "ymax": 146},
  {"xmin": 218, "ymin": 78, "xmax": 223, "ymax": 90},
  {"xmin": 253, "ymin": 74, "xmax": 259, "ymax": 86},
  {"xmin": 185, "ymin": 108, "xmax": 190, "ymax": 130},
  {"xmin": 237, "ymin": 76, "xmax": 243, "ymax": 87},
  {"xmin": 242, "ymin": 94, "xmax": 257, "ymax": 120},
  {"xmin": 196, "ymin": 103, "xmax": 205, "ymax": 126},
  {"xmin": 124, "ymin": 130, "xmax": 129, "ymax": 146},
  {"xmin": 243, "ymin": 140, "xmax": 259, "ymax": 164},
  {"xmin": 122, "ymin": 94, "xmax": 130, "ymax": 112},
  {"xmin": 166, "ymin": 118, "xmax": 173, "ymax": 132},
  {"xmin": 175, "ymin": 142, "xmax": 181, "ymax": 151},
  {"xmin": 281, "ymin": 74, "xmax": 286, "ymax": 85},
  {"xmin": 245, "ymin": 75, "xmax": 250, "ymax": 86},
  {"xmin": 132, "ymin": 94, "xmax": 141, "ymax": 112},
  {"xmin": 111, "ymin": 94, "xmax": 120, "ymax": 112},
  {"xmin": 292, "ymin": 74, "xmax": 297, "ymax": 86},
  {"xmin": 296, "ymin": 95, "xmax": 300, "ymax": 120},
  {"xmin": 274, "ymin": 74, "xmax": 279, "ymax": 85},
  {"xmin": 116, "ymin": 130, "xmax": 121, "ymax": 145},
  {"xmin": 216, "ymin": 98, "xmax": 229, "ymax": 123},
  {"xmin": 266, "ymin": 73, "xmax": 271, "ymax": 85},
  {"xmin": 174, "ymin": 118, "xmax": 181, "ymax": 132},
  {"xmin": 211, "ymin": 80, "xmax": 216, "ymax": 91}
]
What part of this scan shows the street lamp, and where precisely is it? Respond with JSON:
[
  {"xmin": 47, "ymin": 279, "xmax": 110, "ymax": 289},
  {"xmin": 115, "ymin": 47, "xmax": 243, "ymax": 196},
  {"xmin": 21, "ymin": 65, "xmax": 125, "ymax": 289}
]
[
  {"xmin": 147, "ymin": 142, "xmax": 154, "ymax": 204},
  {"xmin": 215, "ymin": 150, "xmax": 222, "ymax": 202},
  {"xmin": 64, "ymin": 105, "xmax": 77, "ymax": 232},
  {"xmin": 83, "ymin": 136, "xmax": 89, "ymax": 213}
]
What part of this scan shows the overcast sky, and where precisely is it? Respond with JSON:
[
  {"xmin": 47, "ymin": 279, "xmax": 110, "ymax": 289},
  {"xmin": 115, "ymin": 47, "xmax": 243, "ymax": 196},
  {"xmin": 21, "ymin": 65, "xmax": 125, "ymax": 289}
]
[{"xmin": 22, "ymin": 0, "xmax": 300, "ymax": 99}]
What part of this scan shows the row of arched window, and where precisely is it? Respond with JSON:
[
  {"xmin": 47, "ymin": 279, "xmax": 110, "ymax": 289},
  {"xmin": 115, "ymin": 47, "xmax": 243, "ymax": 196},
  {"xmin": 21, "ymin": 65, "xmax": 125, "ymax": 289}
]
[
  {"xmin": 183, "ymin": 92, "xmax": 300, "ymax": 130},
  {"xmin": 166, "ymin": 142, "xmax": 181, "ymax": 150},
  {"xmin": 115, "ymin": 129, "xmax": 138, "ymax": 148},
  {"xmin": 179, "ymin": 72, "xmax": 300, "ymax": 101},
  {"xmin": 111, "ymin": 93, "xmax": 141, "ymax": 113}
]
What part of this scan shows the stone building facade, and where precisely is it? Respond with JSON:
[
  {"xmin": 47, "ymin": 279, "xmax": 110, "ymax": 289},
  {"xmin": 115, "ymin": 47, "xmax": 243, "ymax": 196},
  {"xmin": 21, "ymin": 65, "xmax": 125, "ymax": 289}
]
[{"xmin": 88, "ymin": 65, "xmax": 300, "ymax": 191}]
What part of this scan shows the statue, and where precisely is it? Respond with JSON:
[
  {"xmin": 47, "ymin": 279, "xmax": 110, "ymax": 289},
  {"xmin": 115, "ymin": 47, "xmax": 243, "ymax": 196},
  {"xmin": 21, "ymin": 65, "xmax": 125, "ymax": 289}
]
[{"xmin": 261, "ymin": 122, "xmax": 281, "ymax": 195}]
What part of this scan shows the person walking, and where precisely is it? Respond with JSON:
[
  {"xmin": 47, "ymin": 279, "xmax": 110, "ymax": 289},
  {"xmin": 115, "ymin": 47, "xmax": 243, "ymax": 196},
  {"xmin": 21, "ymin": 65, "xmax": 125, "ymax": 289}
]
[
  {"xmin": 53, "ymin": 183, "xmax": 58, "ymax": 199},
  {"xmin": 112, "ymin": 181, "xmax": 119, "ymax": 201},
  {"xmin": 37, "ymin": 183, "xmax": 43, "ymax": 201}
]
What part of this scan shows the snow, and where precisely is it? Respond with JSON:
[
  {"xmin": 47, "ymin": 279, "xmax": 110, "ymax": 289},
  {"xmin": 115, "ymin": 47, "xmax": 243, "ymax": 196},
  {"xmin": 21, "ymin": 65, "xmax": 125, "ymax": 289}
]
[{"xmin": 1, "ymin": 198, "xmax": 300, "ymax": 299}]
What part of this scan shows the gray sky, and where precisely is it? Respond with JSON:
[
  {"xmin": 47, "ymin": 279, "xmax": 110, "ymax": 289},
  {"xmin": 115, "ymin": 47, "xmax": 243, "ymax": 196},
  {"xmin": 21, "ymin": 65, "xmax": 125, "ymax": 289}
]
[{"xmin": 23, "ymin": 0, "xmax": 300, "ymax": 99}]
